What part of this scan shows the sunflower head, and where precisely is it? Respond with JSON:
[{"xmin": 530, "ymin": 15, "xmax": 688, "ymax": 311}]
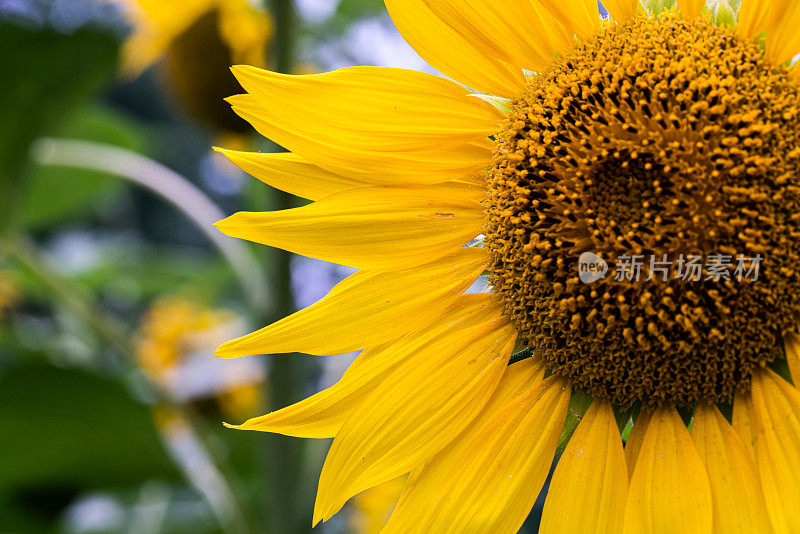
[
  {"xmin": 486, "ymin": 11, "xmax": 800, "ymax": 406},
  {"xmin": 212, "ymin": 1, "xmax": 800, "ymax": 532}
]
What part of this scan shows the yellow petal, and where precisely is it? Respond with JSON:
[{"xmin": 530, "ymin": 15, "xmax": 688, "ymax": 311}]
[
  {"xmin": 229, "ymin": 294, "xmax": 499, "ymax": 439},
  {"xmin": 223, "ymin": 345, "xmax": 385, "ymax": 438},
  {"xmin": 421, "ymin": 0, "xmax": 576, "ymax": 73},
  {"xmin": 792, "ymin": 64, "xmax": 800, "ymax": 84},
  {"xmin": 540, "ymin": 400, "xmax": 628, "ymax": 534},
  {"xmin": 383, "ymin": 359, "xmax": 570, "ymax": 534},
  {"xmin": 784, "ymin": 332, "xmax": 800, "ymax": 387},
  {"xmin": 215, "ymin": 247, "xmax": 488, "ymax": 357},
  {"xmin": 622, "ymin": 406, "xmax": 713, "ymax": 534},
  {"xmin": 228, "ymin": 66, "xmax": 499, "ymax": 185},
  {"xmin": 678, "ymin": 0, "xmax": 705, "ymax": 19},
  {"xmin": 313, "ymin": 308, "xmax": 518, "ymax": 524},
  {"xmin": 214, "ymin": 149, "xmax": 371, "ymax": 201},
  {"xmin": 602, "ymin": 0, "xmax": 639, "ymax": 23},
  {"xmin": 537, "ymin": 0, "xmax": 601, "ymax": 39},
  {"xmin": 384, "ymin": 0, "xmax": 525, "ymax": 97},
  {"xmin": 233, "ymin": 65, "xmax": 501, "ymax": 149},
  {"xmin": 691, "ymin": 402, "xmax": 772, "ymax": 534},
  {"xmin": 733, "ymin": 391, "xmax": 758, "ymax": 459},
  {"xmin": 624, "ymin": 407, "xmax": 651, "ymax": 479},
  {"xmin": 230, "ymin": 93, "xmax": 492, "ymax": 186},
  {"xmin": 750, "ymin": 369, "xmax": 800, "ymax": 533},
  {"xmin": 225, "ymin": 293, "xmax": 504, "ymax": 440},
  {"xmin": 214, "ymin": 184, "xmax": 484, "ymax": 270},
  {"xmin": 766, "ymin": 1, "xmax": 800, "ymax": 65},
  {"xmin": 737, "ymin": 0, "xmax": 775, "ymax": 40}
]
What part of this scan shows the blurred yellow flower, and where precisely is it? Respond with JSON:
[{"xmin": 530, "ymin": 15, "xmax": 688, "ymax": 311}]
[
  {"xmin": 119, "ymin": 0, "xmax": 272, "ymax": 78},
  {"xmin": 137, "ymin": 296, "xmax": 224, "ymax": 380},
  {"xmin": 217, "ymin": 380, "xmax": 262, "ymax": 421},
  {"xmin": 0, "ymin": 269, "xmax": 19, "ymax": 320},
  {"xmin": 137, "ymin": 296, "xmax": 261, "ymax": 418},
  {"xmin": 118, "ymin": 0, "xmax": 272, "ymax": 134},
  {"xmin": 350, "ymin": 477, "xmax": 404, "ymax": 534}
]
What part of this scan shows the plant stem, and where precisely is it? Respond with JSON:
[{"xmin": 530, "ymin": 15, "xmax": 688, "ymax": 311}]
[{"xmin": 263, "ymin": 1, "xmax": 310, "ymax": 533}]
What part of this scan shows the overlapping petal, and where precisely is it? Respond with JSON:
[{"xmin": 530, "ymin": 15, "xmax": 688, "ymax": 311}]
[
  {"xmin": 214, "ymin": 184, "xmax": 484, "ymax": 270},
  {"xmin": 214, "ymin": 149, "xmax": 372, "ymax": 201},
  {"xmin": 733, "ymin": 391, "xmax": 758, "ymax": 459},
  {"xmin": 602, "ymin": 0, "xmax": 639, "ymax": 23},
  {"xmin": 223, "ymin": 344, "xmax": 388, "ymax": 439},
  {"xmin": 737, "ymin": 0, "xmax": 775, "ymax": 41},
  {"xmin": 223, "ymin": 294, "xmax": 503, "ymax": 439},
  {"xmin": 622, "ymin": 406, "xmax": 713, "ymax": 534},
  {"xmin": 215, "ymin": 247, "xmax": 488, "ymax": 357},
  {"xmin": 749, "ymin": 369, "xmax": 800, "ymax": 533},
  {"xmin": 678, "ymin": 0, "xmax": 705, "ymax": 19},
  {"xmin": 766, "ymin": 1, "xmax": 800, "ymax": 65},
  {"xmin": 421, "ymin": 0, "xmax": 575, "ymax": 73},
  {"xmin": 691, "ymin": 402, "xmax": 771, "ymax": 534},
  {"xmin": 384, "ymin": 0, "xmax": 525, "ymax": 97},
  {"xmin": 623, "ymin": 407, "xmax": 651, "ymax": 479},
  {"xmin": 228, "ymin": 66, "xmax": 500, "ymax": 184},
  {"xmin": 313, "ymin": 302, "xmax": 517, "ymax": 524},
  {"xmin": 382, "ymin": 358, "xmax": 569, "ymax": 534},
  {"xmin": 230, "ymin": 94, "xmax": 494, "ymax": 185},
  {"xmin": 540, "ymin": 400, "xmax": 628, "ymax": 534},
  {"xmin": 784, "ymin": 332, "xmax": 800, "ymax": 386},
  {"xmin": 537, "ymin": 0, "xmax": 601, "ymax": 39}
]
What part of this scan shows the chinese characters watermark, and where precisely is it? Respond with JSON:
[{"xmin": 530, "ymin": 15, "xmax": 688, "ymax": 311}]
[{"xmin": 578, "ymin": 253, "xmax": 762, "ymax": 284}]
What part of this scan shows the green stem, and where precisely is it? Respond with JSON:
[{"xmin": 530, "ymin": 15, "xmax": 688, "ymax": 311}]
[
  {"xmin": 262, "ymin": 1, "xmax": 311, "ymax": 533},
  {"xmin": 3, "ymin": 232, "xmax": 253, "ymax": 534}
]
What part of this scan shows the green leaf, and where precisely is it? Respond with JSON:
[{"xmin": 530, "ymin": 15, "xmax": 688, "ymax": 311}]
[{"xmin": 0, "ymin": 363, "xmax": 178, "ymax": 494}]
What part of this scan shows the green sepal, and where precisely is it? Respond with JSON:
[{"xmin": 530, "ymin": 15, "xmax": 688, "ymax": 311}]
[
  {"xmin": 714, "ymin": 2, "xmax": 737, "ymax": 27},
  {"xmin": 677, "ymin": 403, "xmax": 697, "ymax": 429},
  {"xmin": 768, "ymin": 352, "xmax": 794, "ymax": 385},
  {"xmin": 643, "ymin": 0, "xmax": 677, "ymax": 15},
  {"xmin": 509, "ymin": 346, "xmax": 534, "ymax": 365},
  {"xmin": 614, "ymin": 402, "xmax": 641, "ymax": 438},
  {"xmin": 554, "ymin": 390, "xmax": 594, "ymax": 456},
  {"xmin": 472, "ymin": 94, "xmax": 513, "ymax": 113}
]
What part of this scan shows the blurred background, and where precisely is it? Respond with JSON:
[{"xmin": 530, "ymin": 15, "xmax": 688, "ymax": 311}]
[{"xmin": 0, "ymin": 0, "xmax": 573, "ymax": 532}]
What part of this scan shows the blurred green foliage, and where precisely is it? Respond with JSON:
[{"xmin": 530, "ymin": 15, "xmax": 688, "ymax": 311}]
[
  {"xmin": 23, "ymin": 105, "xmax": 143, "ymax": 230},
  {"xmin": 0, "ymin": 0, "xmax": 411, "ymax": 532},
  {"xmin": 0, "ymin": 23, "xmax": 118, "ymax": 190},
  {"xmin": 0, "ymin": 363, "xmax": 179, "ymax": 531}
]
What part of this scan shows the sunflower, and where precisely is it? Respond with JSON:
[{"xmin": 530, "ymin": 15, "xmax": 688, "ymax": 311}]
[
  {"xmin": 214, "ymin": 0, "xmax": 800, "ymax": 532},
  {"xmin": 119, "ymin": 0, "xmax": 272, "ymax": 133}
]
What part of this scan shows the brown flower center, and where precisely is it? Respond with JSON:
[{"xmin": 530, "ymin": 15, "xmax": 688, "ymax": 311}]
[{"xmin": 485, "ymin": 13, "xmax": 800, "ymax": 406}]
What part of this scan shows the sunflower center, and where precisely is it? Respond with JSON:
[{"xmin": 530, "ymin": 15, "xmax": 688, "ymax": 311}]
[{"xmin": 485, "ymin": 13, "xmax": 800, "ymax": 406}]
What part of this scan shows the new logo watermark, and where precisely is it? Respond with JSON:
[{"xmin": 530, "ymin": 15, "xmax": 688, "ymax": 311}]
[
  {"xmin": 577, "ymin": 253, "xmax": 762, "ymax": 284},
  {"xmin": 578, "ymin": 252, "xmax": 609, "ymax": 284}
]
